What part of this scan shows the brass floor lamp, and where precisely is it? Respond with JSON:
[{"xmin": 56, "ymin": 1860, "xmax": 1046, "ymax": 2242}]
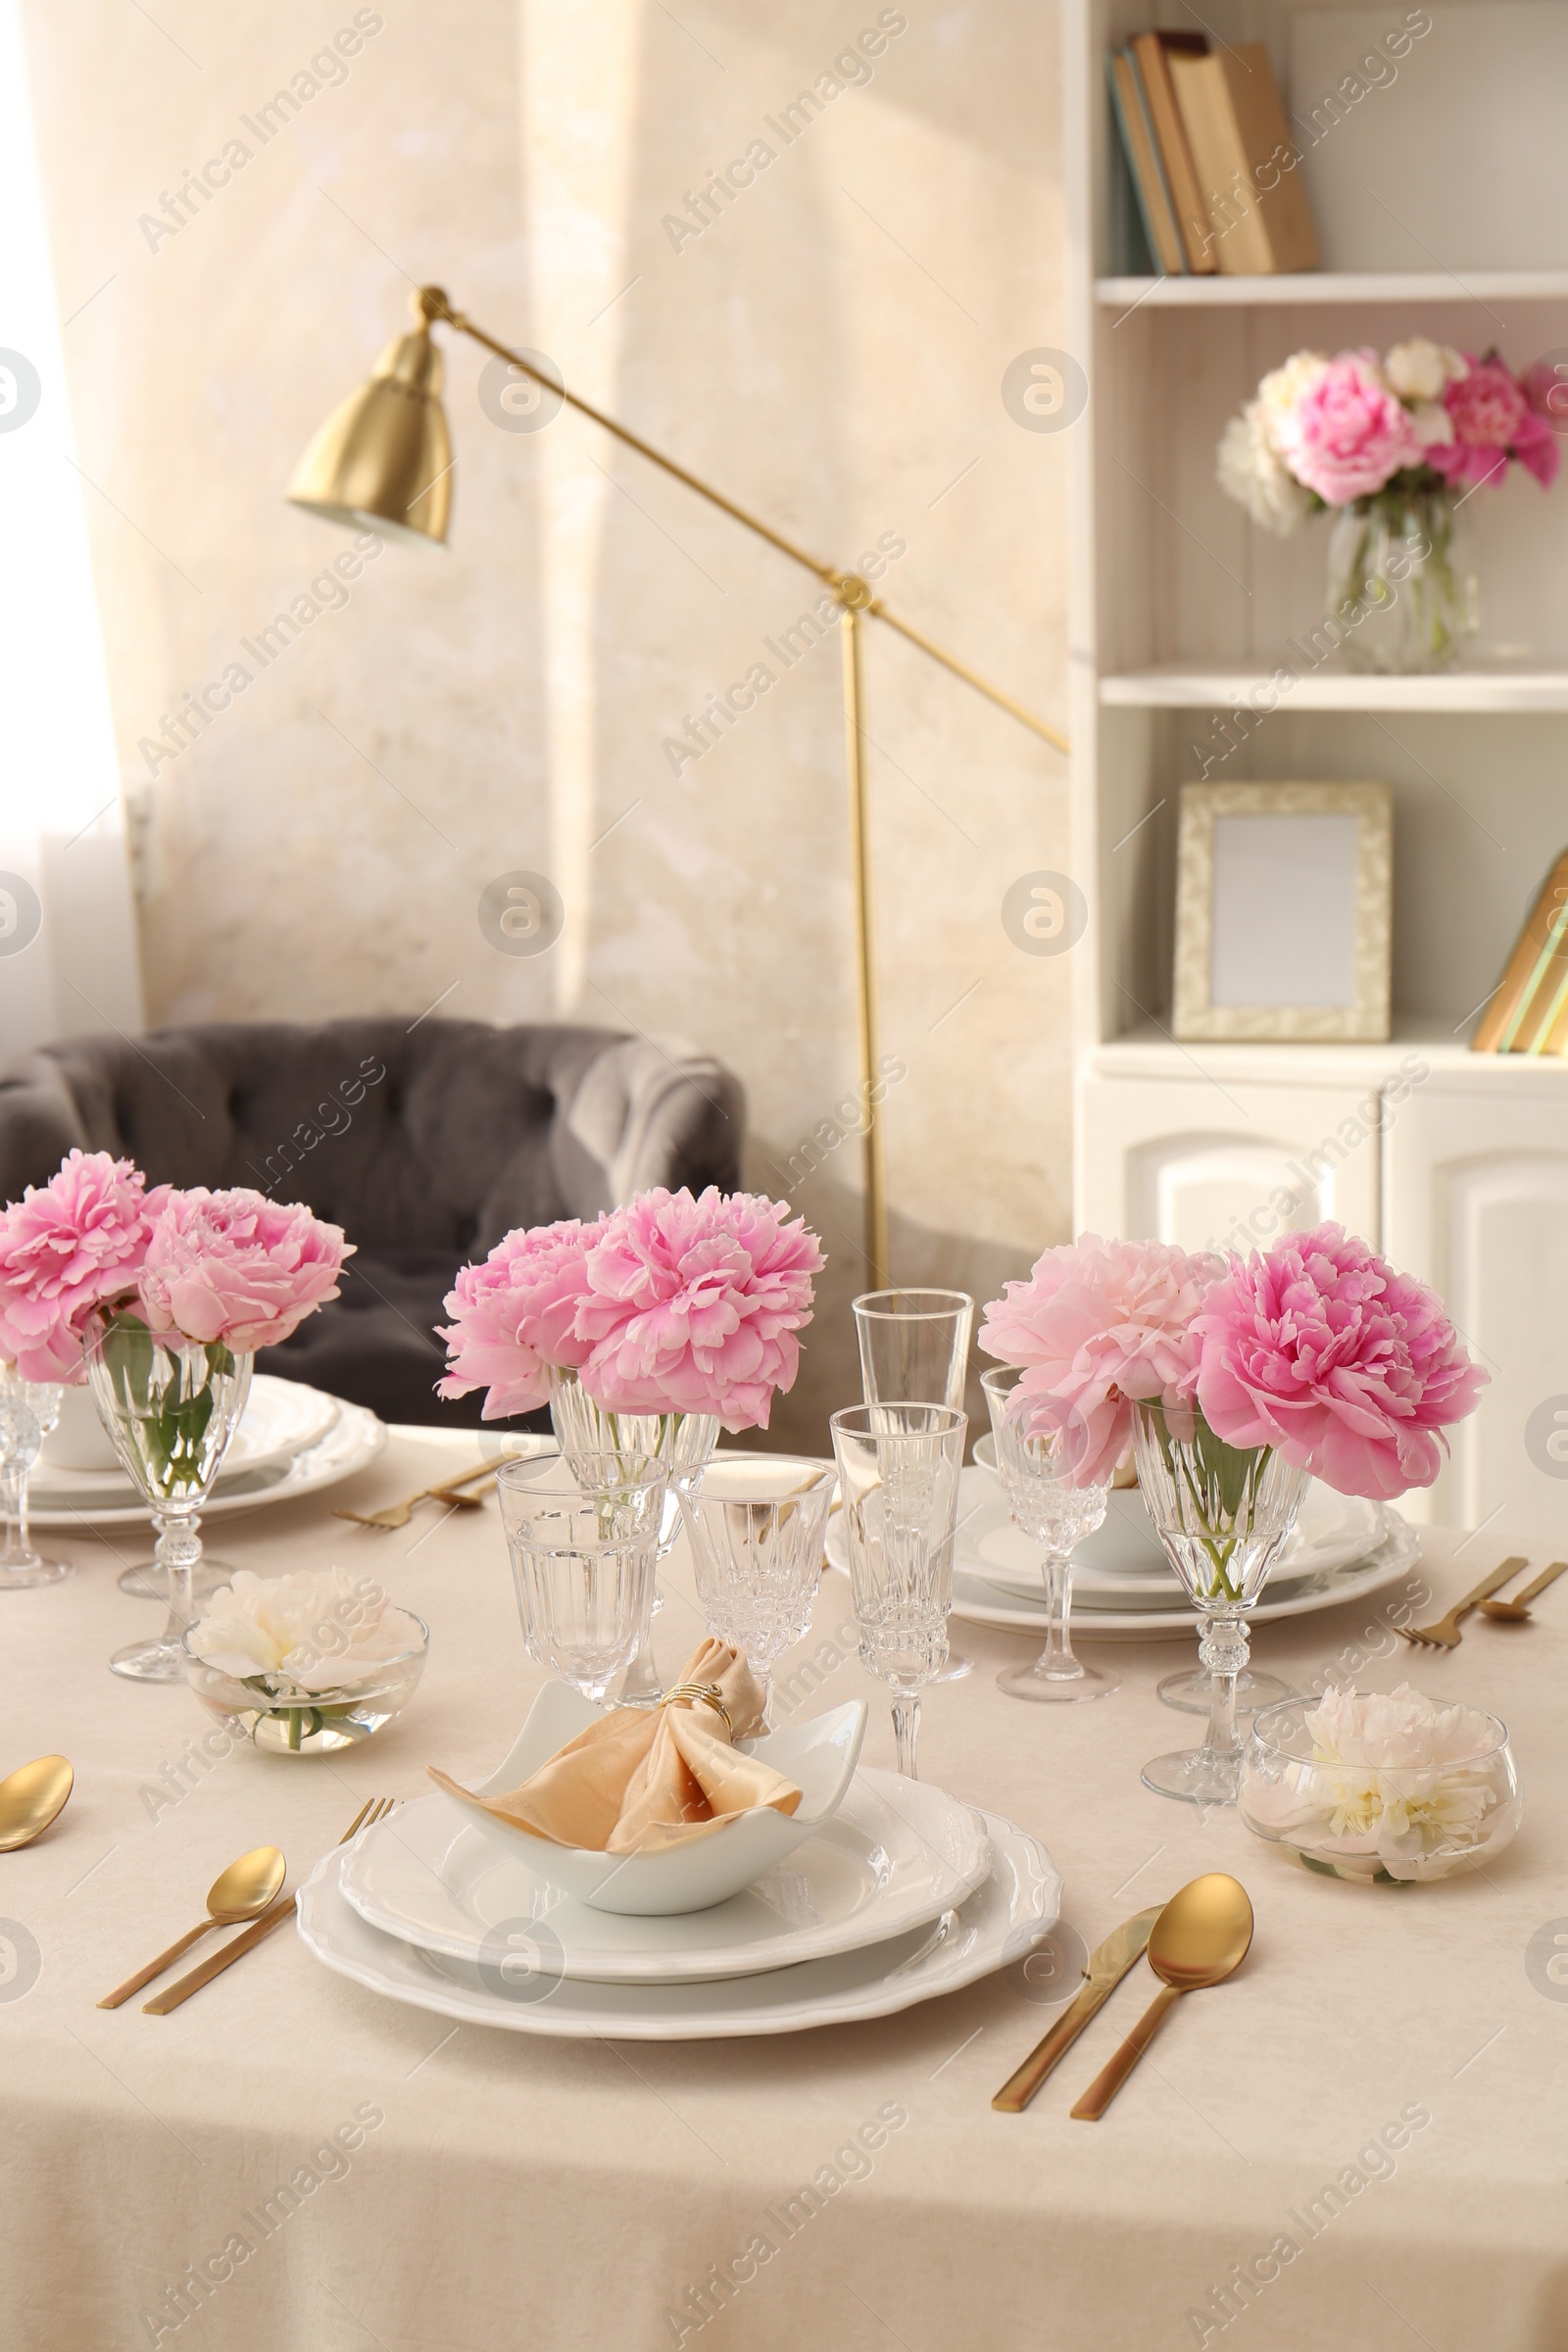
[{"xmin": 287, "ymin": 285, "xmax": 1067, "ymax": 1286}]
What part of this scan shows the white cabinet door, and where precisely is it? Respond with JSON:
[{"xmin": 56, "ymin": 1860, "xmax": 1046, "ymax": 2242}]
[
  {"xmin": 1078, "ymin": 1075, "xmax": 1384, "ymax": 1254},
  {"xmin": 1385, "ymin": 1075, "xmax": 1568, "ymax": 1541}
]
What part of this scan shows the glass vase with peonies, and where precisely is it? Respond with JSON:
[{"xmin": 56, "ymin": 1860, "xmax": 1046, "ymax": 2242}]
[
  {"xmin": 0, "ymin": 1150, "xmax": 352, "ymax": 1677},
  {"xmin": 981, "ymin": 1227, "xmax": 1486, "ymax": 1805},
  {"xmin": 1218, "ymin": 339, "xmax": 1559, "ymax": 673},
  {"xmin": 439, "ymin": 1186, "xmax": 824, "ymax": 1705}
]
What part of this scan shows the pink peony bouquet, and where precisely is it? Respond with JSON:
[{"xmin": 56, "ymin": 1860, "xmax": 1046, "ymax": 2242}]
[
  {"xmin": 978, "ymin": 1235, "xmax": 1223, "ymax": 1485},
  {"xmin": 439, "ymin": 1187, "xmax": 825, "ymax": 1432},
  {"xmin": 0, "ymin": 1151, "xmax": 166, "ymax": 1382},
  {"xmin": 1218, "ymin": 339, "xmax": 1559, "ymax": 535},
  {"xmin": 135, "ymin": 1187, "xmax": 352, "ymax": 1352},
  {"xmin": 0, "ymin": 1152, "xmax": 352, "ymax": 1375},
  {"xmin": 982, "ymin": 1224, "xmax": 1484, "ymax": 1500}
]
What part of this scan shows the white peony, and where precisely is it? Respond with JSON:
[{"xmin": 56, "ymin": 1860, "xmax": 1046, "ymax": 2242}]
[
  {"xmin": 1242, "ymin": 1683, "xmax": 1516, "ymax": 1883},
  {"xmin": 1385, "ymin": 337, "xmax": 1468, "ymax": 402},
  {"xmin": 1216, "ymin": 350, "xmax": 1329, "ymax": 536},
  {"xmin": 190, "ymin": 1565, "xmax": 423, "ymax": 1692}
]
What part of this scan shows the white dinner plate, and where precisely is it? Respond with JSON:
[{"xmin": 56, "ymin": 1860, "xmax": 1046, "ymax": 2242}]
[
  {"xmin": 28, "ymin": 1397, "xmax": 386, "ymax": 1527},
  {"xmin": 299, "ymin": 1803, "xmax": 1058, "ymax": 2039},
  {"xmin": 958, "ymin": 1462, "xmax": 1386, "ymax": 1596},
  {"xmin": 340, "ymin": 1767, "xmax": 994, "ymax": 1983},
  {"xmin": 33, "ymin": 1376, "xmax": 342, "ymax": 1503},
  {"xmin": 950, "ymin": 1513, "xmax": 1423, "ymax": 1642}
]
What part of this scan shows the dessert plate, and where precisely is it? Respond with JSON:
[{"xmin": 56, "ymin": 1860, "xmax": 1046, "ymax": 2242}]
[
  {"xmin": 28, "ymin": 1398, "xmax": 386, "ymax": 1527},
  {"xmin": 340, "ymin": 1766, "xmax": 994, "ymax": 1982},
  {"xmin": 299, "ymin": 1803, "xmax": 1058, "ymax": 2039}
]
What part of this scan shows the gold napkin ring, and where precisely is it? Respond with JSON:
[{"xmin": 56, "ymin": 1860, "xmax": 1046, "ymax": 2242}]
[{"xmin": 659, "ymin": 1680, "xmax": 733, "ymax": 1738}]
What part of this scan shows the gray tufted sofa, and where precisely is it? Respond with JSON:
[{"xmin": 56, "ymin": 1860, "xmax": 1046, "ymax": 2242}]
[{"xmin": 0, "ymin": 1019, "xmax": 743, "ymax": 1428}]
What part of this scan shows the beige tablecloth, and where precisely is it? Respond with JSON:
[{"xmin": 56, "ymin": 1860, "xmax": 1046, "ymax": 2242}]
[{"xmin": 3, "ymin": 1425, "xmax": 1563, "ymax": 2352}]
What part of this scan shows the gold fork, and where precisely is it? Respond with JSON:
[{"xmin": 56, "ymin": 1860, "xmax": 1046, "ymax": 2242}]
[
  {"xmin": 1398, "ymin": 1557, "xmax": 1529, "ymax": 1649},
  {"xmin": 332, "ymin": 1463, "xmax": 496, "ymax": 1532},
  {"xmin": 142, "ymin": 1798, "xmax": 399, "ymax": 2014}
]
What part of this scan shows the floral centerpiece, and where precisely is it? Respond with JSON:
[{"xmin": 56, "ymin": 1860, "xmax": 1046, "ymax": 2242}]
[
  {"xmin": 1217, "ymin": 339, "xmax": 1559, "ymax": 672},
  {"xmin": 440, "ymin": 1186, "xmax": 824, "ymax": 1701},
  {"xmin": 981, "ymin": 1224, "xmax": 1486, "ymax": 1803},
  {"xmin": 1240, "ymin": 1684, "xmax": 1520, "ymax": 1886},
  {"xmin": 0, "ymin": 1151, "xmax": 353, "ymax": 1678}
]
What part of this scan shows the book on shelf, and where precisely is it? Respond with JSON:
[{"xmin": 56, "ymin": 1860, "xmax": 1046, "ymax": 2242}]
[
  {"xmin": 1128, "ymin": 30, "xmax": 1215, "ymax": 274},
  {"xmin": 1167, "ymin": 40, "xmax": 1320, "ymax": 275},
  {"xmin": 1472, "ymin": 850, "xmax": 1568, "ymax": 1055},
  {"xmin": 1105, "ymin": 48, "xmax": 1186, "ymax": 276}
]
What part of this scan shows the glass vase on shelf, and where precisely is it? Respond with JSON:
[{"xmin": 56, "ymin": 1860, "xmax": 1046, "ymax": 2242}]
[
  {"xmin": 547, "ymin": 1366, "xmax": 718, "ymax": 1705},
  {"xmin": 85, "ymin": 1310, "xmax": 252, "ymax": 1682},
  {"xmin": 1132, "ymin": 1400, "xmax": 1309, "ymax": 1806},
  {"xmin": 1325, "ymin": 482, "xmax": 1478, "ymax": 675},
  {"xmin": 0, "ymin": 1366, "xmax": 71, "ymax": 1590}
]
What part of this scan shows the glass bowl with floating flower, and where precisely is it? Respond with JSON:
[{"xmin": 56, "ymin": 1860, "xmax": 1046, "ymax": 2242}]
[
  {"xmin": 181, "ymin": 1565, "xmax": 428, "ymax": 1755},
  {"xmin": 1239, "ymin": 1685, "xmax": 1520, "ymax": 1886}
]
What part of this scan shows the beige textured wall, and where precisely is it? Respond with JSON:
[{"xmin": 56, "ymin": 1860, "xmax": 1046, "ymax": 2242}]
[{"xmin": 21, "ymin": 0, "xmax": 1073, "ymax": 1446}]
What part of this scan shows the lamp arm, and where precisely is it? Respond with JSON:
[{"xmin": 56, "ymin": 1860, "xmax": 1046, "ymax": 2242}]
[{"xmin": 422, "ymin": 286, "xmax": 1067, "ymax": 758}]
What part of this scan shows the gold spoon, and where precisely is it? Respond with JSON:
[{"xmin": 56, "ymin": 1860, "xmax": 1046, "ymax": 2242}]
[
  {"xmin": 1479, "ymin": 1559, "xmax": 1568, "ymax": 1623},
  {"xmin": 97, "ymin": 1846, "xmax": 286, "ymax": 2009},
  {"xmin": 1070, "ymin": 1873, "xmax": 1253, "ymax": 2121},
  {"xmin": 0, "ymin": 1754, "xmax": 74, "ymax": 1852}
]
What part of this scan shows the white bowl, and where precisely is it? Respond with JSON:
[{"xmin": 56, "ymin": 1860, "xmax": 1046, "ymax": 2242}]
[
  {"xmin": 40, "ymin": 1385, "xmax": 122, "ymax": 1471},
  {"xmin": 431, "ymin": 1684, "xmax": 868, "ymax": 1916}
]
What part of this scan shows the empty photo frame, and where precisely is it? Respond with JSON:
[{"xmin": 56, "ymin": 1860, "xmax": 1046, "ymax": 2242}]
[{"xmin": 1173, "ymin": 782, "xmax": 1393, "ymax": 1043}]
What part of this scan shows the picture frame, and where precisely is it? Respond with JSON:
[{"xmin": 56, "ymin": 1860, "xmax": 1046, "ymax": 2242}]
[{"xmin": 1172, "ymin": 781, "xmax": 1393, "ymax": 1043}]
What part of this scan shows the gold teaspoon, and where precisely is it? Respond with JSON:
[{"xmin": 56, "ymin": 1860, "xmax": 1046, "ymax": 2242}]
[
  {"xmin": 98, "ymin": 1846, "xmax": 286, "ymax": 2008},
  {"xmin": 1071, "ymin": 1873, "xmax": 1253, "ymax": 2122},
  {"xmin": 0, "ymin": 1754, "xmax": 74, "ymax": 1852}
]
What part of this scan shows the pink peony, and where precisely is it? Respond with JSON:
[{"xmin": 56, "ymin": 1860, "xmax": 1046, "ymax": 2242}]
[
  {"xmin": 1193, "ymin": 1223, "xmax": 1487, "ymax": 1500},
  {"xmin": 1275, "ymin": 350, "xmax": 1424, "ymax": 504},
  {"xmin": 134, "ymin": 1188, "xmax": 352, "ymax": 1352},
  {"xmin": 1430, "ymin": 354, "xmax": 1560, "ymax": 491},
  {"xmin": 0, "ymin": 1150, "xmax": 165, "ymax": 1383},
  {"xmin": 436, "ymin": 1217, "xmax": 606, "ymax": 1421},
  {"xmin": 979, "ymin": 1236, "xmax": 1224, "ymax": 1487},
  {"xmin": 574, "ymin": 1188, "xmax": 824, "ymax": 1432}
]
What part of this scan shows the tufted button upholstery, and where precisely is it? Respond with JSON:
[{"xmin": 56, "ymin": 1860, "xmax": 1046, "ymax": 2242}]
[{"xmin": 0, "ymin": 1018, "xmax": 744, "ymax": 1428}]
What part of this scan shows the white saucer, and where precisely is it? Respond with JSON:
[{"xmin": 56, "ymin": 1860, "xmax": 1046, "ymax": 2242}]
[
  {"xmin": 298, "ymin": 1803, "xmax": 1059, "ymax": 2039},
  {"xmin": 950, "ymin": 1513, "xmax": 1422, "ymax": 1641},
  {"xmin": 340, "ymin": 1767, "xmax": 994, "ymax": 1982},
  {"xmin": 28, "ymin": 1397, "xmax": 386, "ymax": 1527},
  {"xmin": 33, "ymin": 1376, "xmax": 341, "ymax": 1502}
]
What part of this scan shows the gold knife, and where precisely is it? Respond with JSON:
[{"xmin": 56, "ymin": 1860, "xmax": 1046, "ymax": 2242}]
[
  {"xmin": 992, "ymin": 1905, "xmax": 1161, "ymax": 2113},
  {"xmin": 141, "ymin": 1892, "xmax": 297, "ymax": 2014}
]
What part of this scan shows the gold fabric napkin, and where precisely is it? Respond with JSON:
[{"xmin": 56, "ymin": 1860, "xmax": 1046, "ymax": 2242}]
[{"xmin": 427, "ymin": 1639, "xmax": 804, "ymax": 1853}]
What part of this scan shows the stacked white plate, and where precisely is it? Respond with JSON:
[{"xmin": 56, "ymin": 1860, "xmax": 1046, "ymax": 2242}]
[
  {"xmin": 824, "ymin": 1456, "xmax": 1422, "ymax": 1642},
  {"xmin": 298, "ymin": 1764, "xmax": 1062, "ymax": 2039},
  {"xmin": 30, "ymin": 1376, "xmax": 387, "ymax": 1526}
]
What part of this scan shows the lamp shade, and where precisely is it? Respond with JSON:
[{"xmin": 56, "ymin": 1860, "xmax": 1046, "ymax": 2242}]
[{"xmin": 286, "ymin": 320, "xmax": 452, "ymax": 547}]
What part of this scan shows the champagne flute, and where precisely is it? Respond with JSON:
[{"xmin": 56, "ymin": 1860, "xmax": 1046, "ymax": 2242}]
[{"xmin": 852, "ymin": 1288, "xmax": 975, "ymax": 1683}]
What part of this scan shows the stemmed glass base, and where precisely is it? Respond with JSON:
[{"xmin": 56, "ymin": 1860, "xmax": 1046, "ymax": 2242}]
[
  {"xmin": 118, "ymin": 1557, "xmax": 236, "ymax": 1604},
  {"xmin": 1142, "ymin": 1613, "xmax": 1252, "ymax": 1807},
  {"xmin": 1001, "ymin": 1648, "xmax": 1119, "ymax": 1704},
  {"xmin": 0, "ymin": 1551, "xmax": 72, "ymax": 1592},
  {"xmin": 1140, "ymin": 1742, "xmax": 1247, "ymax": 1807},
  {"xmin": 1156, "ymin": 1663, "xmax": 1292, "ymax": 1716},
  {"xmin": 110, "ymin": 1509, "xmax": 204, "ymax": 1683}
]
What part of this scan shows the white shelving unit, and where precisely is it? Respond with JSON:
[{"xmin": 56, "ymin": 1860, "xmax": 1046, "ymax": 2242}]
[{"xmin": 1063, "ymin": 0, "xmax": 1568, "ymax": 1543}]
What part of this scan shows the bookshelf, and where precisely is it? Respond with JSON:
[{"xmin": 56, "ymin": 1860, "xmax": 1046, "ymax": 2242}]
[{"xmin": 1063, "ymin": 0, "xmax": 1568, "ymax": 1544}]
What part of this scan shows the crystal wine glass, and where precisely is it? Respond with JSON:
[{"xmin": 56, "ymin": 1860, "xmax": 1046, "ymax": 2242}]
[
  {"xmin": 497, "ymin": 1452, "xmax": 666, "ymax": 1706},
  {"xmin": 675, "ymin": 1454, "xmax": 838, "ymax": 1721},
  {"xmin": 981, "ymin": 1366, "xmax": 1115, "ymax": 1702},
  {"xmin": 852, "ymin": 1287, "xmax": 975, "ymax": 1684},
  {"xmin": 1133, "ymin": 1400, "xmax": 1310, "ymax": 1805},
  {"xmin": 0, "ymin": 1368, "xmax": 71, "ymax": 1590},
  {"xmin": 85, "ymin": 1312, "xmax": 253, "ymax": 1682},
  {"xmin": 829, "ymin": 1401, "xmax": 965, "ymax": 1780}
]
